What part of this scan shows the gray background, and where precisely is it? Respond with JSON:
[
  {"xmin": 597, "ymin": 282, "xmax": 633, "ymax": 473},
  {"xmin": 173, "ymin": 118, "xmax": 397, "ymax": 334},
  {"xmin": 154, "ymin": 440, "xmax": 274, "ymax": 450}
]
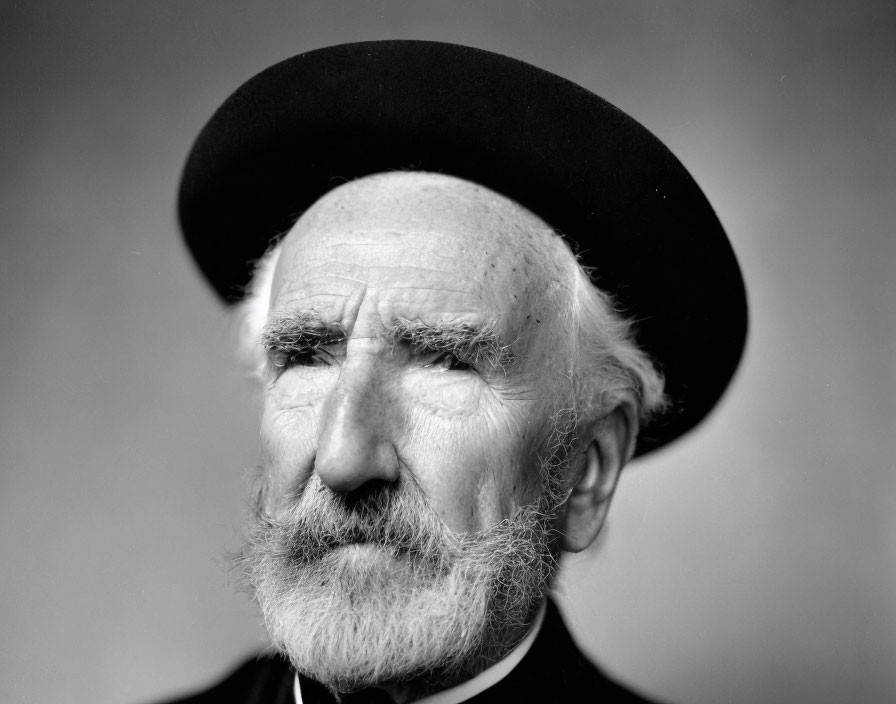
[{"xmin": 1, "ymin": 2, "xmax": 894, "ymax": 703}]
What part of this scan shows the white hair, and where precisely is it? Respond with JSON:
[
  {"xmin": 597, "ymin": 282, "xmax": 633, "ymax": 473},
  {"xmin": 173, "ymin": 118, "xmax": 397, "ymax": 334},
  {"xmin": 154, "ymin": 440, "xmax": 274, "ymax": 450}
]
[
  {"xmin": 236, "ymin": 236, "xmax": 667, "ymax": 425},
  {"xmin": 567, "ymin": 262, "xmax": 668, "ymax": 424},
  {"xmin": 235, "ymin": 242, "xmax": 282, "ymax": 377}
]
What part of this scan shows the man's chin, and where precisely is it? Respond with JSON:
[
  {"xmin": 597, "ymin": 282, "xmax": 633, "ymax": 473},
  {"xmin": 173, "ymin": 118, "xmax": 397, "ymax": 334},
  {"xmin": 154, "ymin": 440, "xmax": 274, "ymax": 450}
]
[{"xmin": 256, "ymin": 559, "xmax": 492, "ymax": 693}]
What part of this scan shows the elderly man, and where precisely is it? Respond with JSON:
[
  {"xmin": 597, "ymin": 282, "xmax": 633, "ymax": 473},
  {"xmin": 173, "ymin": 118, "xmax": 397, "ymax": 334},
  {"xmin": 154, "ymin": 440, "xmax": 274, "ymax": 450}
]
[{"xmin": 169, "ymin": 41, "xmax": 746, "ymax": 704}]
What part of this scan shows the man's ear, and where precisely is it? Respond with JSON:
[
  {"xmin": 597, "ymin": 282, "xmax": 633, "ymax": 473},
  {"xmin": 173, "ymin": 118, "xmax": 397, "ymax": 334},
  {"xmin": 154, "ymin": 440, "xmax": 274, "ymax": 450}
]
[{"xmin": 561, "ymin": 397, "xmax": 639, "ymax": 553}]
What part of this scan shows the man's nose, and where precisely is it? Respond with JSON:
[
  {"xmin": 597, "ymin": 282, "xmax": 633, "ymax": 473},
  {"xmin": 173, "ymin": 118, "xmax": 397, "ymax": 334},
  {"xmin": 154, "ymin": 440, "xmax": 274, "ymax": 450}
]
[{"xmin": 313, "ymin": 363, "xmax": 399, "ymax": 493}]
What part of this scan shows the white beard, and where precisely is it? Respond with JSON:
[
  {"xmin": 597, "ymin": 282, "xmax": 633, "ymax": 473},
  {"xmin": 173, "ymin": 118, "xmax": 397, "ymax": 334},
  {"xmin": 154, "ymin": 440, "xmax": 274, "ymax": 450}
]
[{"xmin": 240, "ymin": 472, "xmax": 562, "ymax": 695}]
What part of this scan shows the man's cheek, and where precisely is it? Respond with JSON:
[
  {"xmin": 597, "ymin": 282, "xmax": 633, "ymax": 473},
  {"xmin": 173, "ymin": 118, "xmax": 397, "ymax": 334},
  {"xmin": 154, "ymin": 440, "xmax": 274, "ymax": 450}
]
[
  {"xmin": 399, "ymin": 368, "xmax": 488, "ymax": 417},
  {"xmin": 473, "ymin": 402, "xmax": 548, "ymax": 509},
  {"xmin": 401, "ymin": 407, "xmax": 529, "ymax": 532},
  {"xmin": 260, "ymin": 405, "xmax": 319, "ymax": 497},
  {"xmin": 267, "ymin": 366, "xmax": 339, "ymax": 409}
]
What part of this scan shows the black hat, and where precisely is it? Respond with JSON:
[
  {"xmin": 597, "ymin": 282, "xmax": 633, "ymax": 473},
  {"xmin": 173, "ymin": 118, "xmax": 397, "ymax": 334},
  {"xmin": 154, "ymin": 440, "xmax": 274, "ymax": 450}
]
[{"xmin": 178, "ymin": 40, "xmax": 747, "ymax": 456}]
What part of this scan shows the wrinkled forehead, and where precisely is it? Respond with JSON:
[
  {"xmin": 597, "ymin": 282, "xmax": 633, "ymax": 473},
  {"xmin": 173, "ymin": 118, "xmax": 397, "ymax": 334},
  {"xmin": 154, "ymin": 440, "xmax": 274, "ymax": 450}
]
[{"xmin": 271, "ymin": 172, "xmax": 577, "ymax": 344}]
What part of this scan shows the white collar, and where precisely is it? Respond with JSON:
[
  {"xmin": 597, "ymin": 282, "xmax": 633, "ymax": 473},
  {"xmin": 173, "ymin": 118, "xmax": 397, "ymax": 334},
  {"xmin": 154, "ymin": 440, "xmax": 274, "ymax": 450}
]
[{"xmin": 294, "ymin": 601, "xmax": 547, "ymax": 704}]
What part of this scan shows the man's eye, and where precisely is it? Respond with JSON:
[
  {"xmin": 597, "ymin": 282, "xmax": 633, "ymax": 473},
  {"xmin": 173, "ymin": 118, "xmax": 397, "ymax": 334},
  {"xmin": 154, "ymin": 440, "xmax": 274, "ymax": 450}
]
[
  {"xmin": 273, "ymin": 349, "xmax": 335, "ymax": 369},
  {"xmin": 424, "ymin": 352, "xmax": 473, "ymax": 373}
]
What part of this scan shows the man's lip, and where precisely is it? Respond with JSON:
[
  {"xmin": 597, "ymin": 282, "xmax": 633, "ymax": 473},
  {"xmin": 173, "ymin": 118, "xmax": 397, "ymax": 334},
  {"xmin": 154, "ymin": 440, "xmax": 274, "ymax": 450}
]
[
  {"xmin": 337, "ymin": 536, "xmax": 382, "ymax": 548},
  {"xmin": 331, "ymin": 541, "xmax": 390, "ymax": 555},
  {"xmin": 344, "ymin": 537, "xmax": 370, "ymax": 546}
]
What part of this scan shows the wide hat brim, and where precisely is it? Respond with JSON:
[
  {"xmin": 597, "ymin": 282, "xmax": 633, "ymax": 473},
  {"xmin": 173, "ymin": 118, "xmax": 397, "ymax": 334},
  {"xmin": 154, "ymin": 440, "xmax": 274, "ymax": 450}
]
[{"xmin": 178, "ymin": 40, "xmax": 747, "ymax": 457}]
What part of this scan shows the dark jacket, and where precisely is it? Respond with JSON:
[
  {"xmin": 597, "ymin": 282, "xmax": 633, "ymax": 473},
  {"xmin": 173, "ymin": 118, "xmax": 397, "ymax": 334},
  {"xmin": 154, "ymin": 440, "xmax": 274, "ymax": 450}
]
[{"xmin": 160, "ymin": 601, "xmax": 663, "ymax": 703}]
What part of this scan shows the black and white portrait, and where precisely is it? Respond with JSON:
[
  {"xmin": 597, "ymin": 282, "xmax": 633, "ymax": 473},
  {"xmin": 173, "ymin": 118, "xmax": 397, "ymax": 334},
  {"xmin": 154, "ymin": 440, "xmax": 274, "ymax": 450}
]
[{"xmin": 1, "ymin": 4, "xmax": 893, "ymax": 704}]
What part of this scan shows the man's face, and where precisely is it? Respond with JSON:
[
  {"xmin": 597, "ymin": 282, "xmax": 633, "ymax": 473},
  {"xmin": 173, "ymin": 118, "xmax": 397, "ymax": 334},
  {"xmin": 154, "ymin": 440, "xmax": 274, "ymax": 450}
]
[{"xmin": 243, "ymin": 172, "xmax": 583, "ymax": 693}]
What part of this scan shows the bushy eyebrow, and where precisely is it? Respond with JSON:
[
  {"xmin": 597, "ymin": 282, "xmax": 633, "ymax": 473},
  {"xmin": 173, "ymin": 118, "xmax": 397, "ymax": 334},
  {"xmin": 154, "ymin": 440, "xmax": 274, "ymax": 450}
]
[
  {"xmin": 261, "ymin": 312, "xmax": 346, "ymax": 363},
  {"xmin": 260, "ymin": 312, "xmax": 515, "ymax": 373},
  {"xmin": 390, "ymin": 317, "xmax": 515, "ymax": 372}
]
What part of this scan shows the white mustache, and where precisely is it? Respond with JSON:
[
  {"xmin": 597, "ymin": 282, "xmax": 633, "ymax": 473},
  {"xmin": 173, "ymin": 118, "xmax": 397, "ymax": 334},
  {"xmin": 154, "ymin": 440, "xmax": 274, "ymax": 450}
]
[{"xmin": 251, "ymin": 474, "xmax": 459, "ymax": 569}]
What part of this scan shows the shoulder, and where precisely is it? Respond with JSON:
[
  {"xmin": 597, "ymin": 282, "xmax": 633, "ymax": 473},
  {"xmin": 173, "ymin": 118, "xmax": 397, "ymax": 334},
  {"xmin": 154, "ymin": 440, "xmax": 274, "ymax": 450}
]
[
  {"xmin": 153, "ymin": 653, "xmax": 294, "ymax": 704},
  {"xmin": 483, "ymin": 600, "xmax": 671, "ymax": 704}
]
